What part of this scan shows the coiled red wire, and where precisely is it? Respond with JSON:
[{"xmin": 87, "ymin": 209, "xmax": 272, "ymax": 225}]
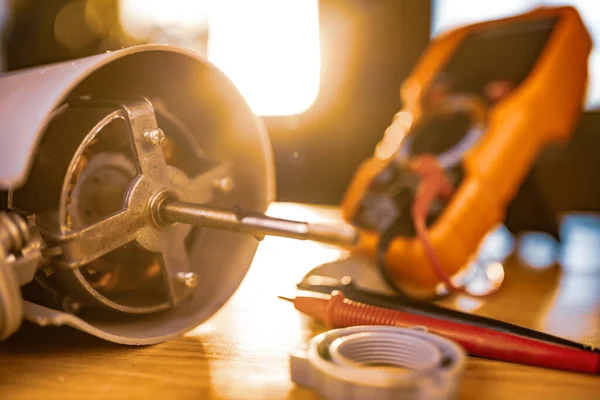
[{"xmin": 409, "ymin": 154, "xmax": 499, "ymax": 297}]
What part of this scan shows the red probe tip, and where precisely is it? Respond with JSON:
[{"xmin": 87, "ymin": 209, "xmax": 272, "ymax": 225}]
[{"xmin": 277, "ymin": 295, "xmax": 295, "ymax": 303}]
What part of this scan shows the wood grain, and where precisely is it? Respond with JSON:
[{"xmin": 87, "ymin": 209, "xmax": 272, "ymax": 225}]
[{"xmin": 1, "ymin": 203, "xmax": 600, "ymax": 399}]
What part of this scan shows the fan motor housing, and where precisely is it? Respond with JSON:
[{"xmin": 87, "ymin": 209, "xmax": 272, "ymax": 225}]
[{"xmin": 0, "ymin": 45, "xmax": 275, "ymax": 344}]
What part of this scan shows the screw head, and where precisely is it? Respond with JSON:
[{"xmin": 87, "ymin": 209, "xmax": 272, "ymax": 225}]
[
  {"xmin": 178, "ymin": 272, "xmax": 198, "ymax": 288},
  {"xmin": 143, "ymin": 128, "xmax": 166, "ymax": 146},
  {"xmin": 213, "ymin": 176, "xmax": 234, "ymax": 193},
  {"xmin": 62, "ymin": 297, "xmax": 82, "ymax": 314}
]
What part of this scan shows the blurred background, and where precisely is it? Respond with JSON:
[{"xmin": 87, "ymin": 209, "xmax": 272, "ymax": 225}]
[{"xmin": 2, "ymin": 0, "xmax": 600, "ymax": 277}]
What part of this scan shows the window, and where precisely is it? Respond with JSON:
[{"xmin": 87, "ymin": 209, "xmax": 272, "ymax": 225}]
[{"xmin": 120, "ymin": 0, "xmax": 321, "ymax": 116}]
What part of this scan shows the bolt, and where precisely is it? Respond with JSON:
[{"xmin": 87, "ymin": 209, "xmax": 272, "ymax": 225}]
[
  {"xmin": 213, "ymin": 176, "xmax": 234, "ymax": 193},
  {"xmin": 143, "ymin": 128, "xmax": 166, "ymax": 146},
  {"xmin": 62, "ymin": 297, "xmax": 82, "ymax": 314},
  {"xmin": 178, "ymin": 272, "xmax": 198, "ymax": 288}
]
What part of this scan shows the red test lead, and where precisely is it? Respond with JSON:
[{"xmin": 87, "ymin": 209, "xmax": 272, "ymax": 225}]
[{"xmin": 281, "ymin": 291, "xmax": 600, "ymax": 375}]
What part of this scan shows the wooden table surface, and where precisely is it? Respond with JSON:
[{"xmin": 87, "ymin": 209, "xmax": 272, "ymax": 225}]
[{"xmin": 1, "ymin": 203, "xmax": 600, "ymax": 399}]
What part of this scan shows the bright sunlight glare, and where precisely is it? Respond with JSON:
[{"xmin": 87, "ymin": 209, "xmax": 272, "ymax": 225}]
[
  {"xmin": 120, "ymin": 0, "xmax": 210, "ymax": 39},
  {"xmin": 207, "ymin": 0, "xmax": 320, "ymax": 116},
  {"xmin": 120, "ymin": 0, "xmax": 321, "ymax": 116}
]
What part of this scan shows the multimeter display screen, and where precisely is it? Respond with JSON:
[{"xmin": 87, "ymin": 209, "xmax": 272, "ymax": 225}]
[{"xmin": 440, "ymin": 17, "xmax": 557, "ymax": 96}]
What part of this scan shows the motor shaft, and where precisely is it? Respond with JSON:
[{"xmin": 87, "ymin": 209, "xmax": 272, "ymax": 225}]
[{"xmin": 160, "ymin": 200, "xmax": 359, "ymax": 247}]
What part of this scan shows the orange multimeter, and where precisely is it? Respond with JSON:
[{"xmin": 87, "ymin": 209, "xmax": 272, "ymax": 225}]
[{"xmin": 341, "ymin": 6, "xmax": 592, "ymax": 298}]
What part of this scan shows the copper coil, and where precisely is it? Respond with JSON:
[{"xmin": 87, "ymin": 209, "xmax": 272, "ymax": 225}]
[{"xmin": 63, "ymin": 134, "xmax": 175, "ymax": 293}]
